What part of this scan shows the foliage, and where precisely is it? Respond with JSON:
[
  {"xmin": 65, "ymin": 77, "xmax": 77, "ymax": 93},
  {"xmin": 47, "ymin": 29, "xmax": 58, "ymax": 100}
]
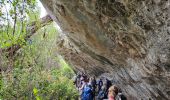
[
  {"xmin": 0, "ymin": 0, "xmax": 39, "ymax": 49},
  {"xmin": 0, "ymin": 0, "xmax": 78, "ymax": 100},
  {"xmin": 1, "ymin": 67, "xmax": 78, "ymax": 100},
  {"xmin": 0, "ymin": 22, "xmax": 78, "ymax": 99}
]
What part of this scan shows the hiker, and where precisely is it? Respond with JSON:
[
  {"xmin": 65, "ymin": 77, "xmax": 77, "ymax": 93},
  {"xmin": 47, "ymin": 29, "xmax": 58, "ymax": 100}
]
[
  {"xmin": 97, "ymin": 86, "xmax": 106, "ymax": 100},
  {"xmin": 104, "ymin": 78, "xmax": 112, "ymax": 98},
  {"xmin": 106, "ymin": 78, "xmax": 112, "ymax": 91},
  {"xmin": 78, "ymin": 73, "xmax": 87, "ymax": 89},
  {"xmin": 89, "ymin": 76, "xmax": 96, "ymax": 99},
  {"xmin": 73, "ymin": 73, "xmax": 81, "ymax": 89},
  {"xmin": 97, "ymin": 78, "xmax": 103, "ymax": 93},
  {"xmin": 81, "ymin": 83, "xmax": 93, "ymax": 100},
  {"xmin": 116, "ymin": 88, "xmax": 127, "ymax": 100},
  {"xmin": 79, "ymin": 75, "xmax": 89, "ymax": 97},
  {"xmin": 81, "ymin": 72, "xmax": 88, "ymax": 81},
  {"xmin": 108, "ymin": 85, "xmax": 118, "ymax": 100},
  {"xmin": 102, "ymin": 80, "xmax": 108, "ymax": 99}
]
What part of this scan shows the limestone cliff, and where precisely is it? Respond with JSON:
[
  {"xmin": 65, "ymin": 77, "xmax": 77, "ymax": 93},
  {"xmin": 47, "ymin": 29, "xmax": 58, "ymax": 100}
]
[{"xmin": 40, "ymin": 0, "xmax": 170, "ymax": 99}]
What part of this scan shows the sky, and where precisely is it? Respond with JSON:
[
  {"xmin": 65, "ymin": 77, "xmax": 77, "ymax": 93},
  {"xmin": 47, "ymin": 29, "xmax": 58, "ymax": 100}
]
[
  {"xmin": 37, "ymin": 0, "xmax": 47, "ymax": 18},
  {"xmin": 0, "ymin": 0, "xmax": 61, "ymax": 30},
  {"xmin": 37, "ymin": 0, "xmax": 61, "ymax": 31},
  {"xmin": 0, "ymin": 0, "xmax": 47, "ymax": 25}
]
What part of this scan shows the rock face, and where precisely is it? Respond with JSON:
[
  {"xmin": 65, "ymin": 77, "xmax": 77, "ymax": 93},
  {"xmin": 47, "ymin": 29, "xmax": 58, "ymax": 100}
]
[{"xmin": 40, "ymin": 0, "xmax": 170, "ymax": 99}]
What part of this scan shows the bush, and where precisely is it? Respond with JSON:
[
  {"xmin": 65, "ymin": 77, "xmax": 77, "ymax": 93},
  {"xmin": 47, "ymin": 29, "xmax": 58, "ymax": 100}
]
[{"xmin": 0, "ymin": 67, "xmax": 78, "ymax": 100}]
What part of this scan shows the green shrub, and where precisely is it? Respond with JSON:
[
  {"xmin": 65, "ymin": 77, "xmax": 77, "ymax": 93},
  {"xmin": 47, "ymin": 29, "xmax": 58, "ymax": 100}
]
[{"xmin": 0, "ymin": 68, "xmax": 78, "ymax": 100}]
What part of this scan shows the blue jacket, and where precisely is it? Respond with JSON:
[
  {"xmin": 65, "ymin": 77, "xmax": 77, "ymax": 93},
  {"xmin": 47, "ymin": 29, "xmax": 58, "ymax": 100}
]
[
  {"xmin": 97, "ymin": 90, "xmax": 105, "ymax": 100},
  {"xmin": 81, "ymin": 85, "xmax": 93, "ymax": 100}
]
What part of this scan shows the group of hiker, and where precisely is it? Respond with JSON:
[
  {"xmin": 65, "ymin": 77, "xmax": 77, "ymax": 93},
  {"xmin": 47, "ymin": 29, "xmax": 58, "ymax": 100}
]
[{"xmin": 73, "ymin": 73, "xmax": 127, "ymax": 100}]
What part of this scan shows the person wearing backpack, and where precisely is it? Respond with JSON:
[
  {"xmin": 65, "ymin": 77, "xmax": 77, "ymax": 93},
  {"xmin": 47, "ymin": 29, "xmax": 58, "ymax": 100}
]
[
  {"xmin": 89, "ymin": 76, "xmax": 96, "ymax": 100},
  {"xmin": 104, "ymin": 78, "xmax": 112, "ymax": 98},
  {"xmin": 79, "ymin": 77, "xmax": 88, "ymax": 99},
  {"xmin": 106, "ymin": 78, "xmax": 112, "ymax": 91},
  {"xmin": 81, "ymin": 84, "xmax": 93, "ymax": 100},
  {"xmin": 97, "ymin": 78, "xmax": 103, "ymax": 93},
  {"xmin": 97, "ymin": 86, "xmax": 106, "ymax": 100}
]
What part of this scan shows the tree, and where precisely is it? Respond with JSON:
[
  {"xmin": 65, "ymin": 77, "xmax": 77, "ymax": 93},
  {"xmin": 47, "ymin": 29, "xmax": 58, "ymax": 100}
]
[
  {"xmin": 2, "ymin": 15, "xmax": 52, "ymax": 57},
  {"xmin": 0, "ymin": 1, "xmax": 78, "ymax": 100}
]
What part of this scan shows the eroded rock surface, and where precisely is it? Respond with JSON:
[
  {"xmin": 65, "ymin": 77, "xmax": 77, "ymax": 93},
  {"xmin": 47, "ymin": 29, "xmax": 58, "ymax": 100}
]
[{"xmin": 40, "ymin": 0, "xmax": 170, "ymax": 99}]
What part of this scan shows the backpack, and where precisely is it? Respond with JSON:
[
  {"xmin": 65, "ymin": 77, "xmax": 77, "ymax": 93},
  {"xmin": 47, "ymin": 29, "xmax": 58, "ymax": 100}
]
[
  {"xmin": 82, "ymin": 85, "xmax": 93, "ymax": 100},
  {"xmin": 97, "ymin": 90, "xmax": 105, "ymax": 100}
]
